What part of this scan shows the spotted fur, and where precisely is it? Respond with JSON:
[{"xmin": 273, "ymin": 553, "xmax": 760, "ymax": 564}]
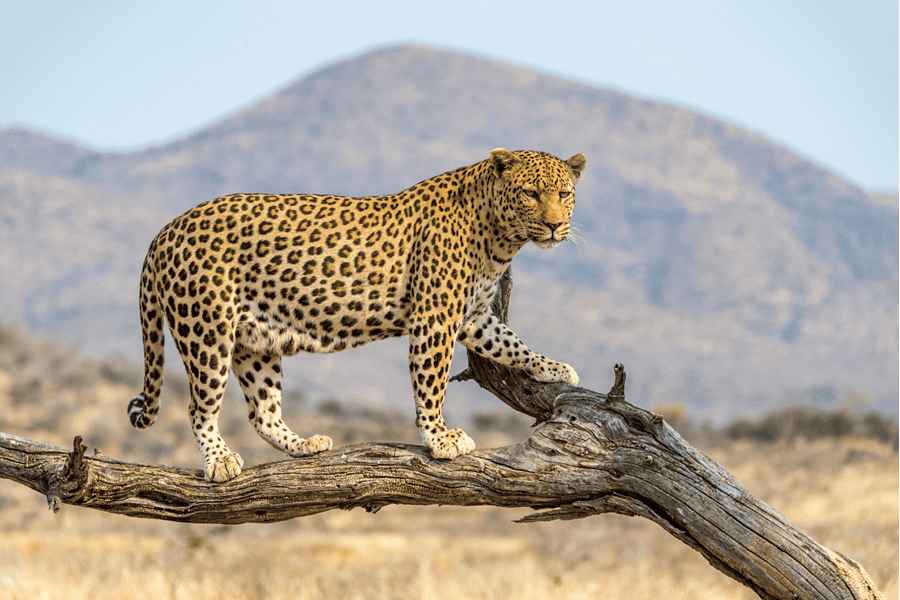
[{"xmin": 127, "ymin": 149, "xmax": 585, "ymax": 482}]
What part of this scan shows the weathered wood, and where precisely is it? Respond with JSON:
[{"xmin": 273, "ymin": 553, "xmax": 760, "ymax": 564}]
[{"xmin": 0, "ymin": 268, "xmax": 883, "ymax": 600}]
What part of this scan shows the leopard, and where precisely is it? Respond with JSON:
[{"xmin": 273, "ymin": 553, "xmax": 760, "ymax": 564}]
[{"xmin": 127, "ymin": 148, "xmax": 586, "ymax": 482}]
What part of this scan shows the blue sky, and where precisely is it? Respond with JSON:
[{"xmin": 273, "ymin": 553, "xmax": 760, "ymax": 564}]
[{"xmin": 2, "ymin": 0, "xmax": 897, "ymax": 191}]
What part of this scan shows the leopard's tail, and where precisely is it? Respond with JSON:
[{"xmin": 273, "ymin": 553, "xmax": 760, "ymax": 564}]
[{"xmin": 127, "ymin": 242, "xmax": 165, "ymax": 430}]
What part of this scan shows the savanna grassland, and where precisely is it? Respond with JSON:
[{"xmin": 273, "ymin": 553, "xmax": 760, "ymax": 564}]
[
  {"xmin": 1, "ymin": 429, "xmax": 896, "ymax": 600},
  {"xmin": 0, "ymin": 322, "xmax": 897, "ymax": 599}
]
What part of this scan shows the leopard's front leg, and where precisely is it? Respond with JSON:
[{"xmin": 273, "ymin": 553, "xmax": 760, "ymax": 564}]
[
  {"xmin": 409, "ymin": 320, "xmax": 476, "ymax": 460},
  {"xmin": 457, "ymin": 313, "xmax": 579, "ymax": 385}
]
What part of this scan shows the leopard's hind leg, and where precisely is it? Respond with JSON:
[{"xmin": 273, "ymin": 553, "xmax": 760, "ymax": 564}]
[
  {"xmin": 183, "ymin": 338, "xmax": 245, "ymax": 483},
  {"xmin": 232, "ymin": 347, "xmax": 332, "ymax": 457}
]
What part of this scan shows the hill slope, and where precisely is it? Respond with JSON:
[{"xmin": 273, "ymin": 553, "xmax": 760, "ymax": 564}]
[{"xmin": 0, "ymin": 44, "xmax": 895, "ymax": 421}]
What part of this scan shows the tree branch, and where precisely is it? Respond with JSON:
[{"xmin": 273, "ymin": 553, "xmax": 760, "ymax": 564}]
[{"xmin": 0, "ymin": 268, "xmax": 883, "ymax": 600}]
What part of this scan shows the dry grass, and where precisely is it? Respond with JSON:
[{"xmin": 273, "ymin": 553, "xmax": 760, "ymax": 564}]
[
  {"xmin": 0, "ymin": 325, "xmax": 895, "ymax": 598},
  {"xmin": 0, "ymin": 435, "xmax": 895, "ymax": 600}
]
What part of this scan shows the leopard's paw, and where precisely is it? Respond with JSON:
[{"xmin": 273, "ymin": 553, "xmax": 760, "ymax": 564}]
[
  {"xmin": 530, "ymin": 360, "xmax": 579, "ymax": 386},
  {"xmin": 425, "ymin": 428, "xmax": 476, "ymax": 460},
  {"xmin": 205, "ymin": 450, "xmax": 244, "ymax": 483},
  {"xmin": 286, "ymin": 434, "xmax": 333, "ymax": 457},
  {"xmin": 557, "ymin": 363, "xmax": 579, "ymax": 386}
]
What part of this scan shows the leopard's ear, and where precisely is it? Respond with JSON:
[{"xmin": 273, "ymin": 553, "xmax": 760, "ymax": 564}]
[
  {"xmin": 566, "ymin": 153, "xmax": 586, "ymax": 183},
  {"xmin": 490, "ymin": 148, "xmax": 521, "ymax": 179}
]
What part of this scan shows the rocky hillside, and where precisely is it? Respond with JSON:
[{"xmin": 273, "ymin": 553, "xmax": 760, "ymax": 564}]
[{"xmin": 0, "ymin": 44, "xmax": 895, "ymax": 421}]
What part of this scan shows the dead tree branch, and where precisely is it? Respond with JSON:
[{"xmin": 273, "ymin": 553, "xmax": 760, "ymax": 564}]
[{"xmin": 0, "ymin": 269, "xmax": 882, "ymax": 600}]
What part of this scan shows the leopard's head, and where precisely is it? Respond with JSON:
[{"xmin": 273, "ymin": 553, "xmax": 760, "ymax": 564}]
[{"xmin": 490, "ymin": 149, "xmax": 586, "ymax": 249}]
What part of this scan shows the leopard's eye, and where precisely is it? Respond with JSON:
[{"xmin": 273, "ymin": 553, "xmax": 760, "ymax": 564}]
[
  {"xmin": 559, "ymin": 191, "xmax": 572, "ymax": 200},
  {"xmin": 522, "ymin": 189, "xmax": 539, "ymax": 200}
]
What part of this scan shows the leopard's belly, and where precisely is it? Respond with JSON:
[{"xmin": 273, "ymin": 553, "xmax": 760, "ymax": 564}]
[{"xmin": 234, "ymin": 299, "xmax": 411, "ymax": 356}]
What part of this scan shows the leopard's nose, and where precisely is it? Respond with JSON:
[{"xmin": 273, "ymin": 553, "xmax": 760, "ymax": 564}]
[{"xmin": 545, "ymin": 221, "xmax": 563, "ymax": 234}]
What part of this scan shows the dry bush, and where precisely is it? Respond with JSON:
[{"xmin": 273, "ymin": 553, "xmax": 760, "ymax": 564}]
[{"xmin": 725, "ymin": 406, "xmax": 899, "ymax": 449}]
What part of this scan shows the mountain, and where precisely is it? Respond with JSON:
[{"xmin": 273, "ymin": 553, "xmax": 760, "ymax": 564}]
[{"xmin": 0, "ymin": 44, "xmax": 896, "ymax": 422}]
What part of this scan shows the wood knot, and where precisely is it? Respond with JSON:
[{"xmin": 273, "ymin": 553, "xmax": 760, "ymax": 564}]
[
  {"xmin": 449, "ymin": 367, "xmax": 474, "ymax": 383},
  {"xmin": 47, "ymin": 435, "xmax": 90, "ymax": 512},
  {"xmin": 606, "ymin": 364, "xmax": 626, "ymax": 402},
  {"xmin": 63, "ymin": 435, "xmax": 88, "ymax": 480}
]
